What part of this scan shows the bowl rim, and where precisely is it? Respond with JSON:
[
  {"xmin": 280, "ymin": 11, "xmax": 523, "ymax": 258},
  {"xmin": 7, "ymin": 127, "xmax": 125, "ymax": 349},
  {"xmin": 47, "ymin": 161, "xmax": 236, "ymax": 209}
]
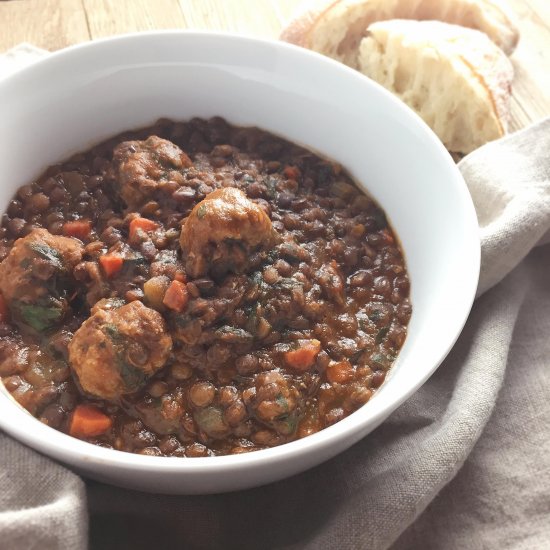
[{"xmin": 0, "ymin": 30, "xmax": 480, "ymax": 475}]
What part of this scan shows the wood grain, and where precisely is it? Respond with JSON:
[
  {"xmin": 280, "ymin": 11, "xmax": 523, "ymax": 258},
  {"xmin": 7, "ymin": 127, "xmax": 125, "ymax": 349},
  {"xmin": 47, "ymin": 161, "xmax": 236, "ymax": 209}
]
[
  {"xmin": 83, "ymin": 0, "xmax": 186, "ymax": 37},
  {"xmin": 0, "ymin": 0, "xmax": 548, "ymax": 132},
  {"xmin": 0, "ymin": 0, "xmax": 90, "ymax": 51},
  {"xmin": 178, "ymin": 0, "xmax": 281, "ymax": 36},
  {"xmin": 506, "ymin": 0, "xmax": 550, "ymax": 130}
]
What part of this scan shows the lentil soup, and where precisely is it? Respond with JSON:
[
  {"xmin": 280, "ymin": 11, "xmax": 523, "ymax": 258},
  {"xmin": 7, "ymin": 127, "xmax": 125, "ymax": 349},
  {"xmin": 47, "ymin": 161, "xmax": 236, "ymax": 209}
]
[{"xmin": 0, "ymin": 117, "xmax": 411, "ymax": 457}]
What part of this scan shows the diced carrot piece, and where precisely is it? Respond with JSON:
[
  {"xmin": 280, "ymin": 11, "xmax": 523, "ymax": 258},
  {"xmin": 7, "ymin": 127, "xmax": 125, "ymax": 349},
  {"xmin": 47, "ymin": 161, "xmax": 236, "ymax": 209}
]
[
  {"xmin": 284, "ymin": 339, "xmax": 321, "ymax": 371},
  {"xmin": 62, "ymin": 220, "xmax": 92, "ymax": 240},
  {"xmin": 69, "ymin": 404, "xmax": 112, "ymax": 438},
  {"xmin": 129, "ymin": 217, "xmax": 159, "ymax": 241},
  {"xmin": 0, "ymin": 292, "xmax": 8, "ymax": 323},
  {"xmin": 162, "ymin": 280, "xmax": 188, "ymax": 312},
  {"xmin": 99, "ymin": 254, "xmax": 124, "ymax": 278},
  {"xmin": 326, "ymin": 360, "xmax": 354, "ymax": 384},
  {"xmin": 174, "ymin": 271, "xmax": 187, "ymax": 283},
  {"xmin": 283, "ymin": 165, "xmax": 300, "ymax": 180},
  {"xmin": 380, "ymin": 228, "xmax": 395, "ymax": 245}
]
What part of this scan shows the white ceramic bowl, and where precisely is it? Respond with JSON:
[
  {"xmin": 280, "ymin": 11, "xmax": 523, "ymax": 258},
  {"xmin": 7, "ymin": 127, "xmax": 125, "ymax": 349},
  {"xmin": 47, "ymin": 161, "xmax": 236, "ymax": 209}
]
[{"xmin": 0, "ymin": 32, "xmax": 479, "ymax": 494}]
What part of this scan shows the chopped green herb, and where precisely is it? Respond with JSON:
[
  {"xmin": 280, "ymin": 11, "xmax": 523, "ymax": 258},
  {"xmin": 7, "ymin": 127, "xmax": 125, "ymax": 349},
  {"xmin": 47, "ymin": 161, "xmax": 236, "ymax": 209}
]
[
  {"xmin": 266, "ymin": 249, "xmax": 279, "ymax": 262},
  {"xmin": 274, "ymin": 277, "xmax": 303, "ymax": 291},
  {"xmin": 123, "ymin": 253, "xmax": 146, "ymax": 267},
  {"xmin": 101, "ymin": 298, "xmax": 125, "ymax": 311},
  {"xmin": 369, "ymin": 309, "xmax": 382, "ymax": 323},
  {"xmin": 251, "ymin": 271, "xmax": 263, "ymax": 285},
  {"xmin": 118, "ymin": 359, "xmax": 148, "ymax": 392},
  {"xmin": 273, "ymin": 342, "xmax": 293, "ymax": 354},
  {"xmin": 197, "ymin": 204, "xmax": 207, "ymax": 219},
  {"xmin": 249, "ymin": 271, "xmax": 268, "ymax": 293},
  {"xmin": 13, "ymin": 299, "xmax": 64, "ymax": 332},
  {"xmin": 356, "ymin": 311, "xmax": 370, "ymax": 332},
  {"xmin": 44, "ymin": 271, "xmax": 70, "ymax": 301},
  {"xmin": 194, "ymin": 406, "xmax": 228, "ymax": 437},
  {"xmin": 174, "ymin": 314, "xmax": 193, "ymax": 328},
  {"xmin": 274, "ymin": 412, "xmax": 298, "ymax": 436},
  {"xmin": 156, "ymin": 250, "xmax": 178, "ymax": 264},
  {"xmin": 245, "ymin": 303, "xmax": 259, "ymax": 334},
  {"xmin": 371, "ymin": 353, "xmax": 386, "ymax": 368},
  {"xmin": 375, "ymin": 327, "xmax": 390, "ymax": 344},
  {"xmin": 103, "ymin": 323, "xmax": 120, "ymax": 340},
  {"xmin": 265, "ymin": 176, "xmax": 278, "ymax": 199},
  {"xmin": 275, "ymin": 394, "xmax": 290, "ymax": 413},
  {"xmin": 373, "ymin": 209, "xmax": 387, "ymax": 230},
  {"xmin": 151, "ymin": 396, "xmax": 163, "ymax": 408},
  {"xmin": 119, "ymin": 253, "xmax": 146, "ymax": 278},
  {"xmin": 317, "ymin": 164, "xmax": 333, "ymax": 187},
  {"xmin": 102, "ymin": 323, "xmax": 148, "ymax": 391},
  {"xmin": 215, "ymin": 326, "xmax": 253, "ymax": 343},
  {"xmin": 28, "ymin": 242, "xmax": 63, "ymax": 269},
  {"xmin": 350, "ymin": 349, "xmax": 365, "ymax": 364}
]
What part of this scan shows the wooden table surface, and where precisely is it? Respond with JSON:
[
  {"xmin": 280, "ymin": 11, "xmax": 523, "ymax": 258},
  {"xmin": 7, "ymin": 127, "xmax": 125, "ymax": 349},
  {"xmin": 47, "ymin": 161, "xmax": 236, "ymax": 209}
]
[{"xmin": 1, "ymin": 0, "xmax": 549, "ymax": 132}]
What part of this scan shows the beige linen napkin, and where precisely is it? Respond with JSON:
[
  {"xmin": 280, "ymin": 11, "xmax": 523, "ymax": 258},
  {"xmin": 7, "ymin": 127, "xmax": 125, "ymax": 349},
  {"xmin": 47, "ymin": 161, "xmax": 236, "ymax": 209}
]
[{"xmin": 1, "ymin": 45, "xmax": 549, "ymax": 550}]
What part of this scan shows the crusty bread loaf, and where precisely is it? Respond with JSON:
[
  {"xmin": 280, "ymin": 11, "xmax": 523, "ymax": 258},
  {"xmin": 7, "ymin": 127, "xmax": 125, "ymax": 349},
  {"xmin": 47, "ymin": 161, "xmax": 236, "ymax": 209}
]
[
  {"xmin": 358, "ymin": 20, "xmax": 514, "ymax": 153},
  {"xmin": 280, "ymin": 0, "xmax": 519, "ymax": 68}
]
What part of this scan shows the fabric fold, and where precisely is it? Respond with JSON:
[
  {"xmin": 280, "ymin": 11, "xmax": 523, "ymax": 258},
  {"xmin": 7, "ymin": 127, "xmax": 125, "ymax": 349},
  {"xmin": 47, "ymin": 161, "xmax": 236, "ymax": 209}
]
[
  {"xmin": 0, "ymin": 434, "xmax": 87, "ymax": 550},
  {"xmin": 459, "ymin": 117, "xmax": 550, "ymax": 295}
]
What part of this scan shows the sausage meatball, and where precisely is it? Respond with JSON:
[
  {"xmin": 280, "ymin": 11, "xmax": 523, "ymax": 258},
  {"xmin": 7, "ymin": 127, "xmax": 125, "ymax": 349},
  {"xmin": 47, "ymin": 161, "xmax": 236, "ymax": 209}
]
[
  {"xmin": 113, "ymin": 136, "xmax": 193, "ymax": 208},
  {"xmin": 180, "ymin": 187, "xmax": 279, "ymax": 278},
  {"xmin": 68, "ymin": 300, "xmax": 172, "ymax": 401},
  {"xmin": 0, "ymin": 228, "xmax": 83, "ymax": 331}
]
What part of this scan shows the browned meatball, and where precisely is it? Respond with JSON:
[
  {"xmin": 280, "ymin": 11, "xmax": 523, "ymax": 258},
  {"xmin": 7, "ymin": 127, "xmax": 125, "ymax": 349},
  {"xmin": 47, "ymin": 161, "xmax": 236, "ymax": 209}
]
[
  {"xmin": 68, "ymin": 301, "xmax": 172, "ymax": 401},
  {"xmin": 113, "ymin": 136, "xmax": 193, "ymax": 208},
  {"xmin": 180, "ymin": 187, "xmax": 279, "ymax": 278},
  {"xmin": 0, "ymin": 229, "xmax": 83, "ymax": 331}
]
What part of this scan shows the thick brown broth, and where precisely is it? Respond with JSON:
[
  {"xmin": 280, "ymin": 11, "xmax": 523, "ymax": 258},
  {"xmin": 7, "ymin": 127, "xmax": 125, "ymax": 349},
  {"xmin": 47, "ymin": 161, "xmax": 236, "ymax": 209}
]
[{"xmin": 0, "ymin": 117, "xmax": 411, "ymax": 457}]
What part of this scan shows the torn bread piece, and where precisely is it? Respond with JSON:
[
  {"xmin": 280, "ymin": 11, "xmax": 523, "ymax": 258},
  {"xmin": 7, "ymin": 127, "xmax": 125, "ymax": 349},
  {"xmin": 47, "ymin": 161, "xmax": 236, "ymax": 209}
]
[
  {"xmin": 358, "ymin": 19, "xmax": 514, "ymax": 153},
  {"xmin": 281, "ymin": 0, "xmax": 519, "ymax": 68}
]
